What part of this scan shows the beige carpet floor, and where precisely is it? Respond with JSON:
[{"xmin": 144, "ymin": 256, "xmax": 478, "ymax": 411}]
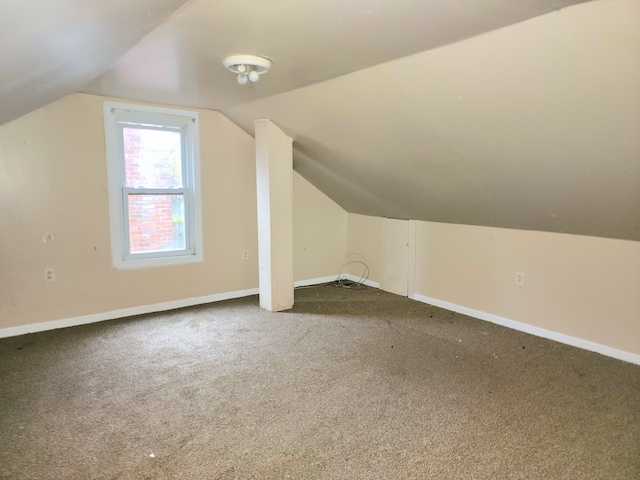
[{"xmin": 1, "ymin": 285, "xmax": 639, "ymax": 479}]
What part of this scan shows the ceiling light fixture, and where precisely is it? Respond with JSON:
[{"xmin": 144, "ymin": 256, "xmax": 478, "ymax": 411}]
[{"xmin": 223, "ymin": 55, "xmax": 272, "ymax": 85}]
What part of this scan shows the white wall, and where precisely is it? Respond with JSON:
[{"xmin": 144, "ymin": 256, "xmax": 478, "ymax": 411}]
[
  {"xmin": 255, "ymin": 118, "xmax": 294, "ymax": 311},
  {"xmin": 346, "ymin": 213, "xmax": 382, "ymax": 283},
  {"xmin": 0, "ymin": 94, "xmax": 348, "ymax": 334},
  {"xmin": 293, "ymin": 173, "xmax": 347, "ymax": 282},
  {"xmin": 0, "ymin": 93, "xmax": 258, "ymax": 331},
  {"xmin": 414, "ymin": 222, "xmax": 640, "ymax": 357},
  {"xmin": 348, "ymin": 214, "xmax": 640, "ymax": 360}
]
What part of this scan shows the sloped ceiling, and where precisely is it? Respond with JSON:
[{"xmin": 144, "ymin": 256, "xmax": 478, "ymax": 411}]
[
  {"xmin": 2, "ymin": 0, "xmax": 638, "ymax": 241},
  {"xmin": 224, "ymin": 0, "xmax": 640, "ymax": 241},
  {"xmin": 81, "ymin": 0, "xmax": 587, "ymax": 111},
  {"xmin": 2, "ymin": 0, "xmax": 587, "ymax": 124},
  {"xmin": 0, "ymin": 0, "xmax": 189, "ymax": 125}
]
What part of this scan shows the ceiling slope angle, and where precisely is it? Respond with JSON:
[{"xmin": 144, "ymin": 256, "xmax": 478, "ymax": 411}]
[
  {"xmin": 81, "ymin": 0, "xmax": 589, "ymax": 111},
  {"xmin": 0, "ymin": 0, "xmax": 189, "ymax": 126},
  {"xmin": 223, "ymin": 0, "xmax": 640, "ymax": 242}
]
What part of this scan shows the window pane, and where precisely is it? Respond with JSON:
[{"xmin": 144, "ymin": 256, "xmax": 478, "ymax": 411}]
[
  {"xmin": 123, "ymin": 128, "xmax": 182, "ymax": 188},
  {"xmin": 128, "ymin": 194, "xmax": 186, "ymax": 253}
]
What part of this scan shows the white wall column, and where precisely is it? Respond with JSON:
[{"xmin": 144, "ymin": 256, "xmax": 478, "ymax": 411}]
[{"xmin": 255, "ymin": 118, "xmax": 294, "ymax": 311}]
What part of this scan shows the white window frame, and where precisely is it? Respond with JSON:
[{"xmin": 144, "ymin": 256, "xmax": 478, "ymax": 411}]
[{"xmin": 103, "ymin": 101, "xmax": 203, "ymax": 269}]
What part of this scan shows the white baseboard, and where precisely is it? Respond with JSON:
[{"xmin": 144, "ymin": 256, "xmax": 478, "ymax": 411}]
[
  {"xmin": 0, "ymin": 287, "xmax": 260, "ymax": 339},
  {"xmin": 344, "ymin": 274, "xmax": 379, "ymax": 288},
  {"xmin": 1, "ymin": 276, "xmax": 374, "ymax": 339},
  {"xmin": 294, "ymin": 274, "xmax": 379, "ymax": 289},
  {"xmin": 294, "ymin": 275, "xmax": 340, "ymax": 288},
  {"xmin": 11, "ymin": 283, "xmax": 633, "ymax": 366},
  {"xmin": 412, "ymin": 293, "xmax": 640, "ymax": 366}
]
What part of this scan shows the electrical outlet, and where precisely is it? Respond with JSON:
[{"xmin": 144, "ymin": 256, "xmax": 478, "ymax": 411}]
[
  {"xmin": 44, "ymin": 268, "xmax": 55, "ymax": 282},
  {"xmin": 242, "ymin": 249, "xmax": 249, "ymax": 260},
  {"xmin": 515, "ymin": 271, "xmax": 525, "ymax": 286}
]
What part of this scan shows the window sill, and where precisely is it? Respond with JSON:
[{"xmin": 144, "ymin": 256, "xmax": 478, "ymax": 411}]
[{"xmin": 113, "ymin": 252, "xmax": 204, "ymax": 270}]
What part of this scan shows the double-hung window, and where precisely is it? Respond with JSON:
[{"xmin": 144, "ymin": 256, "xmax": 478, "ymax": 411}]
[{"xmin": 103, "ymin": 102, "xmax": 203, "ymax": 269}]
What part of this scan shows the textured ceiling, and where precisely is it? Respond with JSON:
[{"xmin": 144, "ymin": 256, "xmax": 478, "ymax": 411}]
[{"xmin": 2, "ymin": 0, "xmax": 638, "ymax": 241}]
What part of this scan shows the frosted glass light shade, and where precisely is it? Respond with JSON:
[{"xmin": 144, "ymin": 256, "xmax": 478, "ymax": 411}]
[{"xmin": 223, "ymin": 55, "xmax": 272, "ymax": 85}]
